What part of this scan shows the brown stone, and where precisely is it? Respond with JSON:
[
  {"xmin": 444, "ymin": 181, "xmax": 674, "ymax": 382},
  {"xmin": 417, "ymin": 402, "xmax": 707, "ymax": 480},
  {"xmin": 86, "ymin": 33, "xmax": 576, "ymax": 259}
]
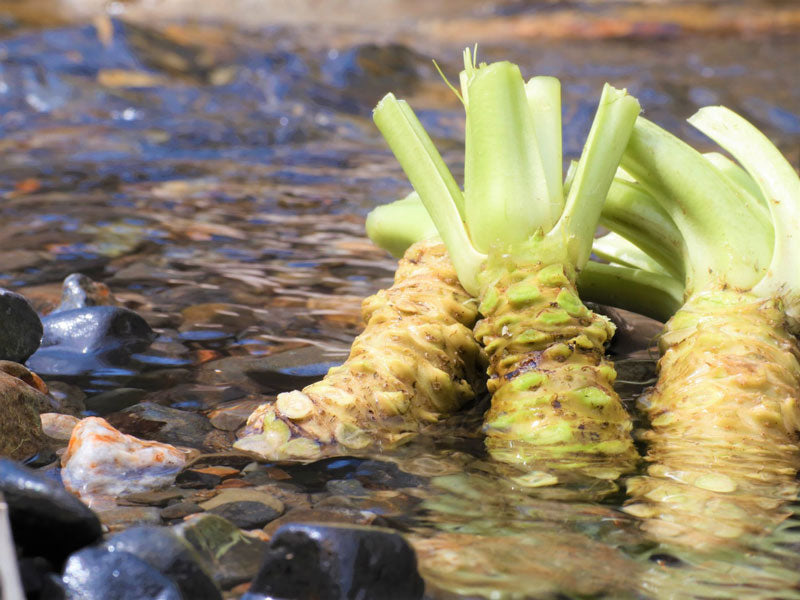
[{"xmin": 0, "ymin": 370, "xmax": 47, "ymax": 460}]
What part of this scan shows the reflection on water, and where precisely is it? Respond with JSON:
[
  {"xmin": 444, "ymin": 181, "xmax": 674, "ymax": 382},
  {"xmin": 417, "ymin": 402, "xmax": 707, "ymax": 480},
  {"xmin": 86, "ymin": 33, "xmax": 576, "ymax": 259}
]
[{"xmin": 1, "ymin": 1, "xmax": 800, "ymax": 597}]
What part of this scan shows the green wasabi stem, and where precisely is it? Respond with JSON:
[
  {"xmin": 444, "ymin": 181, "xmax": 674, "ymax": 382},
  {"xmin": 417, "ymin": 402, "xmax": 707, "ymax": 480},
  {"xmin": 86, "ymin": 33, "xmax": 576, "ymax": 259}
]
[
  {"xmin": 703, "ymin": 151, "xmax": 766, "ymax": 206},
  {"xmin": 621, "ymin": 117, "xmax": 772, "ymax": 294},
  {"xmin": 374, "ymin": 60, "xmax": 643, "ymax": 481},
  {"xmin": 526, "ymin": 76, "xmax": 564, "ymax": 225},
  {"xmin": 548, "ymin": 84, "xmax": 642, "ymax": 270},
  {"xmin": 592, "ymin": 232, "xmax": 670, "ymax": 276},
  {"xmin": 373, "ymin": 93, "xmax": 484, "ymax": 294},
  {"xmin": 600, "ymin": 178, "xmax": 685, "ymax": 280},
  {"xmin": 689, "ymin": 106, "xmax": 800, "ymax": 319},
  {"xmin": 576, "ymin": 261, "xmax": 683, "ymax": 325},
  {"xmin": 365, "ymin": 192, "xmax": 438, "ymax": 258},
  {"xmin": 462, "ymin": 61, "xmax": 553, "ymax": 249}
]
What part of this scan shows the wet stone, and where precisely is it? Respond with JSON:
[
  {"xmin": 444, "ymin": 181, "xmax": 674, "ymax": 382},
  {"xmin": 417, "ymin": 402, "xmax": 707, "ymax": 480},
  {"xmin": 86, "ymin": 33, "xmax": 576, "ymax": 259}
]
[
  {"xmin": 85, "ymin": 387, "xmax": 147, "ymax": 414},
  {"xmin": 176, "ymin": 469, "xmax": 222, "ymax": 489},
  {"xmin": 27, "ymin": 306, "xmax": 155, "ymax": 376},
  {"xmin": 107, "ymin": 402, "xmax": 215, "ymax": 450},
  {"xmin": 173, "ymin": 514, "xmax": 269, "ymax": 589},
  {"xmin": 161, "ymin": 500, "xmax": 204, "ymax": 520},
  {"xmin": 118, "ymin": 488, "xmax": 187, "ymax": 507},
  {"xmin": 0, "ymin": 458, "xmax": 102, "ymax": 565},
  {"xmin": 207, "ymin": 501, "xmax": 283, "ymax": 529},
  {"xmin": 243, "ymin": 523, "xmax": 424, "ymax": 600},
  {"xmin": 263, "ymin": 506, "xmax": 383, "ymax": 537},
  {"xmin": 0, "ymin": 370, "xmax": 47, "ymax": 460},
  {"xmin": 103, "ymin": 525, "xmax": 222, "ymax": 600},
  {"xmin": 54, "ymin": 273, "xmax": 116, "ymax": 313},
  {"xmin": 0, "ymin": 288, "xmax": 43, "ymax": 363},
  {"xmin": 45, "ymin": 380, "xmax": 87, "ymax": 416},
  {"xmin": 98, "ymin": 505, "xmax": 163, "ymax": 531},
  {"xmin": 60, "ymin": 547, "xmax": 182, "ymax": 600},
  {"xmin": 40, "ymin": 412, "xmax": 80, "ymax": 441},
  {"xmin": 61, "ymin": 416, "xmax": 186, "ymax": 499},
  {"xmin": 208, "ymin": 398, "xmax": 263, "ymax": 431},
  {"xmin": 199, "ymin": 488, "xmax": 284, "ymax": 514}
]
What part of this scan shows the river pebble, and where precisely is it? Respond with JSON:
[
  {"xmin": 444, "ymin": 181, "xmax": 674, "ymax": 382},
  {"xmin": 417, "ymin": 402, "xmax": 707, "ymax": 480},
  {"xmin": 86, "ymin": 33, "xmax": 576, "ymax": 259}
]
[
  {"xmin": 60, "ymin": 416, "xmax": 187, "ymax": 499},
  {"xmin": 0, "ymin": 369, "xmax": 47, "ymax": 460},
  {"xmin": 173, "ymin": 514, "xmax": 268, "ymax": 589},
  {"xmin": 0, "ymin": 288, "xmax": 43, "ymax": 363},
  {"xmin": 207, "ymin": 501, "xmax": 282, "ymax": 529},
  {"xmin": 40, "ymin": 413, "xmax": 80, "ymax": 441},
  {"xmin": 242, "ymin": 522, "xmax": 424, "ymax": 600},
  {"xmin": 103, "ymin": 525, "xmax": 222, "ymax": 600},
  {"xmin": 54, "ymin": 273, "xmax": 117, "ymax": 313},
  {"xmin": 60, "ymin": 547, "xmax": 182, "ymax": 600},
  {"xmin": 0, "ymin": 459, "xmax": 102, "ymax": 565},
  {"xmin": 106, "ymin": 402, "xmax": 216, "ymax": 450},
  {"xmin": 27, "ymin": 306, "xmax": 155, "ymax": 376}
]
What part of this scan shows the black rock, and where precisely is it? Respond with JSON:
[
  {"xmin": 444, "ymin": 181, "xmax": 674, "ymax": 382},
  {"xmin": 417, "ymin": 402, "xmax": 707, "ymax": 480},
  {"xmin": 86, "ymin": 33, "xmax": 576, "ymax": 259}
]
[
  {"xmin": 103, "ymin": 525, "xmax": 222, "ymax": 600},
  {"xmin": 0, "ymin": 288, "xmax": 43, "ymax": 363},
  {"xmin": 243, "ymin": 523, "xmax": 424, "ymax": 600},
  {"xmin": 207, "ymin": 501, "xmax": 282, "ymax": 529},
  {"xmin": 60, "ymin": 547, "xmax": 181, "ymax": 600},
  {"xmin": 107, "ymin": 402, "xmax": 214, "ymax": 450},
  {"xmin": 0, "ymin": 459, "xmax": 102, "ymax": 565},
  {"xmin": 175, "ymin": 469, "xmax": 222, "ymax": 489},
  {"xmin": 26, "ymin": 306, "xmax": 154, "ymax": 376}
]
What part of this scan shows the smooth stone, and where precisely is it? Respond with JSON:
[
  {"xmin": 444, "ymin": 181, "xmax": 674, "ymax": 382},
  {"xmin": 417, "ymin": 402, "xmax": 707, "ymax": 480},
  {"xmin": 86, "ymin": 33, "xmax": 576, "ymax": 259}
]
[
  {"xmin": 118, "ymin": 488, "xmax": 187, "ymax": 507},
  {"xmin": 0, "ymin": 458, "xmax": 102, "ymax": 565},
  {"xmin": 61, "ymin": 417, "xmax": 186, "ymax": 499},
  {"xmin": 46, "ymin": 381, "xmax": 87, "ymax": 416},
  {"xmin": 40, "ymin": 413, "xmax": 80, "ymax": 441},
  {"xmin": 0, "ymin": 288, "xmax": 43, "ymax": 363},
  {"xmin": 176, "ymin": 469, "xmax": 222, "ymax": 489},
  {"xmin": 84, "ymin": 387, "xmax": 146, "ymax": 414},
  {"xmin": 0, "ymin": 370, "xmax": 47, "ymax": 459},
  {"xmin": 106, "ymin": 402, "xmax": 214, "ymax": 450},
  {"xmin": 208, "ymin": 398, "xmax": 263, "ymax": 431},
  {"xmin": 161, "ymin": 501, "xmax": 204, "ymax": 520},
  {"xmin": 103, "ymin": 525, "xmax": 222, "ymax": 600},
  {"xmin": 97, "ymin": 506, "xmax": 163, "ymax": 531},
  {"xmin": 173, "ymin": 514, "xmax": 268, "ymax": 589},
  {"xmin": 60, "ymin": 547, "xmax": 181, "ymax": 600},
  {"xmin": 207, "ymin": 501, "xmax": 282, "ymax": 529},
  {"xmin": 54, "ymin": 273, "xmax": 116, "ymax": 313},
  {"xmin": 27, "ymin": 306, "xmax": 155, "ymax": 376},
  {"xmin": 0, "ymin": 361, "xmax": 49, "ymax": 395},
  {"xmin": 263, "ymin": 506, "xmax": 383, "ymax": 537},
  {"xmin": 325, "ymin": 479, "xmax": 368, "ymax": 496},
  {"xmin": 199, "ymin": 488, "xmax": 284, "ymax": 514},
  {"xmin": 243, "ymin": 523, "xmax": 424, "ymax": 600}
]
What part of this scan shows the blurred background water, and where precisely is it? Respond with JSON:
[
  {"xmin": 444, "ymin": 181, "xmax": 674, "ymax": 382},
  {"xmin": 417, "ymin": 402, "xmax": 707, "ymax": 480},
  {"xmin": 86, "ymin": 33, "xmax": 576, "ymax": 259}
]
[{"xmin": 1, "ymin": 1, "xmax": 799, "ymax": 597}]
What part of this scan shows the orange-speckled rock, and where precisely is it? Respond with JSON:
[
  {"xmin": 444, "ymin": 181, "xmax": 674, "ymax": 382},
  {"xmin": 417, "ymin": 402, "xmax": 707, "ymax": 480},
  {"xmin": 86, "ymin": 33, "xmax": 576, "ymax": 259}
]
[{"xmin": 61, "ymin": 416, "xmax": 187, "ymax": 500}]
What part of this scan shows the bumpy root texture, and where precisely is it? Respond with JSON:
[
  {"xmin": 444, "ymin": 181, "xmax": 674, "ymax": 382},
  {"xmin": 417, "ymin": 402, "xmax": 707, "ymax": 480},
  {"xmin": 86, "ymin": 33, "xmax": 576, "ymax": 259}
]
[
  {"xmin": 624, "ymin": 292, "xmax": 800, "ymax": 549},
  {"xmin": 235, "ymin": 240, "xmax": 486, "ymax": 461},
  {"xmin": 476, "ymin": 249, "xmax": 638, "ymax": 483}
]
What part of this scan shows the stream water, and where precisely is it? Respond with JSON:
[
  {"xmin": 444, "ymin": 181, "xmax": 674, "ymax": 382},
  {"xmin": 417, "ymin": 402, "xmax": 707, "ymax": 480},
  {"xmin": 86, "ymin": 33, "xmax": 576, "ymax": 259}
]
[{"xmin": 1, "ymin": 1, "xmax": 800, "ymax": 598}]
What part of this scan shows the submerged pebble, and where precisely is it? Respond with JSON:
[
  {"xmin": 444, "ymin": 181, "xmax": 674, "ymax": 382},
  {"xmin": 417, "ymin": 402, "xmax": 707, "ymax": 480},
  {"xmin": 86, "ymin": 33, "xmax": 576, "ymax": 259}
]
[
  {"xmin": 0, "ymin": 368, "xmax": 48, "ymax": 460},
  {"xmin": 61, "ymin": 416, "xmax": 187, "ymax": 499},
  {"xmin": 243, "ymin": 522, "xmax": 424, "ymax": 600}
]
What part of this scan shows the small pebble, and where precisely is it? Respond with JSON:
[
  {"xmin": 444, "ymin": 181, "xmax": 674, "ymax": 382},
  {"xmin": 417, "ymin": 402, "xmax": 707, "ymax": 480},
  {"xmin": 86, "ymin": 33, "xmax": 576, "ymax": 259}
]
[
  {"xmin": 161, "ymin": 501, "xmax": 204, "ymax": 520},
  {"xmin": 207, "ymin": 501, "xmax": 282, "ymax": 529}
]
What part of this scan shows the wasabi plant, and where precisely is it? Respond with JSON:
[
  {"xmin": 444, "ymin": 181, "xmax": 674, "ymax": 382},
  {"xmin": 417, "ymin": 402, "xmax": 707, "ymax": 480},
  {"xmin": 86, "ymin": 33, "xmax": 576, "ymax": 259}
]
[
  {"xmin": 373, "ymin": 51, "xmax": 642, "ymax": 479},
  {"xmin": 602, "ymin": 110, "xmax": 800, "ymax": 548}
]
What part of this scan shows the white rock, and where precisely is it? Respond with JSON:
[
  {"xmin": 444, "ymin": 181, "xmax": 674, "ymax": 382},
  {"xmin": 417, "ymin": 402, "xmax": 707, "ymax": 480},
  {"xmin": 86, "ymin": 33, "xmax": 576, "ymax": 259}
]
[{"xmin": 61, "ymin": 417, "xmax": 187, "ymax": 500}]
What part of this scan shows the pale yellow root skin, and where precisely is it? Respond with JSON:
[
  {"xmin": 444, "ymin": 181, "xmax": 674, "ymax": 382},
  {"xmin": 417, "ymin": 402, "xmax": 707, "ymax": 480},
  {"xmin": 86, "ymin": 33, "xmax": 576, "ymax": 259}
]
[
  {"xmin": 476, "ymin": 251, "xmax": 638, "ymax": 481},
  {"xmin": 235, "ymin": 241, "xmax": 486, "ymax": 461},
  {"xmin": 625, "ymin": 291, "xmax": 800, "ymax": 549}
]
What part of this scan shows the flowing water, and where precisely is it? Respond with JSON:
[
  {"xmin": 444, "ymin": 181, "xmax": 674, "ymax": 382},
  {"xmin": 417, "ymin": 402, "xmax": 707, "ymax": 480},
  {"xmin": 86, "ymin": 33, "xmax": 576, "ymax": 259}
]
[{"xmin": 1, "ymin": 1, "xmax": 800, "ymax": 597}]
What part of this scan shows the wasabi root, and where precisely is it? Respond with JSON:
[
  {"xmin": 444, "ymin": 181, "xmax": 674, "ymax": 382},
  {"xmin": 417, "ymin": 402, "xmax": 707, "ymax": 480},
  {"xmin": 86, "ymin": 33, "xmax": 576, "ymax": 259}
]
[{"xmin": 235, "ymin": 240, "xmax": 486, "ymax": 460}]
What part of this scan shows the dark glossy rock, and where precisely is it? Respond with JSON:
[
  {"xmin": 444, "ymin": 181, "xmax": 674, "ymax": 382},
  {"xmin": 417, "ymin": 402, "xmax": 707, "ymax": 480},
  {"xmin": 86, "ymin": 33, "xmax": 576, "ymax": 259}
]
[
  {"xmin": 243, "ymin": 523, "xmax": 424, "ymax": 600},
  {"xmin": 160, "ymin": 500, "xmax": 203, "ymax": 520},
  {"xmin": 54, "ymin": 273, "xmax": 115, "ymax": 313},
  {"xmin": 0, "ymin": 459, "xmax": 102, "ymax": 564},
  {"xmin": 173, "ymin": 514, "xmax": 268, "ymax": 589},
  {"xmin": 0, "ymin": 288, "xmax": 43, "ymax": 363},
  {"xmin": 175, "ymin": 468, "xmax": 222, "ymax": 489},
  {"xmin": 27, "ymin": 306, "xmax": 155, "ymax": 376},
  {"xmin": 85, "ymin": 387, "xmax": 146, "ymax": 414},
  {"xmin": 103, "ymin": 525, "xmax": 222, "ymax": 600},
  {"xmin": 0, "ymin": 370, "xmax": 47, "ymax": 459},
  {"xmin": 107, "ymin": 402, "xmax": 214, "ymax": 450},
  {"xmin": 207, "ymin": 500, "xmax": 282, "ymax": 529},
  {"xmin": 60, "ymin": 547, "xmax": 182, "ymax": 600}
]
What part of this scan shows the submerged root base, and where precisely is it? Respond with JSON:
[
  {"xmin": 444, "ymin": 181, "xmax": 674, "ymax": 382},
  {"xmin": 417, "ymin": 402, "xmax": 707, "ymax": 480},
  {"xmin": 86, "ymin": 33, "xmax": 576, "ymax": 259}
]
[
  {"xmin": 625, "ymin": 292, "xmax": 800, "ymax": 549},
  {"xmin": 476, "ymin": 251, "xmax": 638, "ymax": 478},
  {"xmin": 235, "ymin": 241, "xmax": 486, "ymax": 461}
]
